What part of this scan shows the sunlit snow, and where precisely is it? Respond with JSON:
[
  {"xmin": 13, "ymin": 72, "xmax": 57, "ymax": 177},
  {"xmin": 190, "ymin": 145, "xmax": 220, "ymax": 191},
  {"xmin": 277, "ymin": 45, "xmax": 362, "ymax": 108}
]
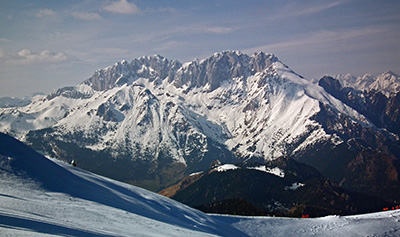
[
  {"xmin": 284, "ymin": 182, "xmax": 305, "ymax": 190},
  {"xmin": 1, "ymin": 137, "xmax": 399, "ymax": 236},
  {"xmin": 215, "ymin": 164, "xmax": 240, "ymax": 172},
  {"xmin": 248, "ymin": 165, "xmax": 285, "ymax": 178},
  {"xmin": 0, "ymin": 52, "xmax": 374, "ymax": 165}
]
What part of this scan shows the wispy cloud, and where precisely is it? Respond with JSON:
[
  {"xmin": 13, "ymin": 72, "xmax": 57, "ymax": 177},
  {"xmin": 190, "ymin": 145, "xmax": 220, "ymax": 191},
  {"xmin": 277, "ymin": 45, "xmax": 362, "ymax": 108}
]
[
  {"xmin": 269, "ymin": 0, "xmax": 347, "ymax": 20},
  {"xmin": 291, "ymin": 1, "xmax": 346, "ymax": 17},
  {"xmin": 244, "ymin": 27, "xmax": 386, "ymax": 54},
  {"xmin": 0, "ymin": 38, "xmax": 11, "ymax": 43},
  {"xmin": 5, "ymin": 49, "xmax": 69, "ymax": 65},
  {"xmin": 103, "ymin": 0, "xmax": 140, "ymax": 15},
  {"xmin": 142, "ymin": 7, "xmax": 176, "ymax": 15},
  {"xmin": 36, "ymin": 9, "xmax": 57, "ymax": 18},
  {"xmin": 71, "ymin": 12, "xmax": 102, "ymax": 21},
  {"xmin": 204, "ymin": 27, "xmax": 233, "ymax": 34},
  {"xmin": 155, "ymin": 7, "xmax": 176, "ymax": 13}
]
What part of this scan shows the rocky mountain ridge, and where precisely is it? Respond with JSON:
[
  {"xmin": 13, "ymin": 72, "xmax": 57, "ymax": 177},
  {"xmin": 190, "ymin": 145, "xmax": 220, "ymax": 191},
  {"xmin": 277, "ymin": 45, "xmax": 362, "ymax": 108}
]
[
  {"xmin": 335, "ymin": 71, "xmax": 400, "ymax": 97},
  {"xmin": 0, "ymin": 51, "xmax": 399, "ymax": 193}
]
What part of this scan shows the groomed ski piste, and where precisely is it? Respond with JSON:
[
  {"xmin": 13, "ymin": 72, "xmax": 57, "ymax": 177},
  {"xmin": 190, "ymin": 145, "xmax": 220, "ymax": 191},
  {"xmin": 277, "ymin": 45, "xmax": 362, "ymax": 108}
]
[{"xmin": 0, "ymin": 133, "xmax": 399, "ymax": 237}]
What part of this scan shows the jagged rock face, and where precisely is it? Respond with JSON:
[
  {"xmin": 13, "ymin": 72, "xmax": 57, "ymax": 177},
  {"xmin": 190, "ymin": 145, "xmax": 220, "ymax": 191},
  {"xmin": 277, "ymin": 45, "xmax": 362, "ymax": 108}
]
[
  {"xmin": 0, "ymin": 51, "xmax": 399, "ymax": 193},
  {"xmin": 84, "ymin": 56, "xmax": 182, "ymax": 91},
  {"xmin": 47, "ymin": 86, "xmax": 93, "ymax": 100},
  {"xmin": 249, "ymin": 52, "xmax": 278, "ymax": 72},
  {"xmin": 175, "ymin": 52, "xmax": 247, "ymax": 90},
  {"xmin": 292, "ymin": 75, "xmax": 400, "ymax": 201},
  {"xmin": 172, "ymin": 51, "xmax": 277, "ymax": 91},
  {"xmin": 318, "ymin": 76, "xmax": 400, "ymax": 136},
  {"xmin": 318, "ymin": 76, "xmax": 344, "ymax": 101}
]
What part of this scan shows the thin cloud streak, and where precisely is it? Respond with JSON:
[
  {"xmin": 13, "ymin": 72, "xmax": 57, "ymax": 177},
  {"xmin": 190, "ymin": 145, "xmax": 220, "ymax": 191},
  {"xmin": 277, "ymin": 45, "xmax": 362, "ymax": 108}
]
[
  {"xmin": 103, "ymin": 0, "xmax": 140, "ymax": 15},
  {"xmin": 204, "ymin": 27, "xmax": 233, "ymax": 34},
  {"xmin": 244, "ymin": 27, "xmax": 386, "ymax": 54},
  {"xmin": 269, "ymin": 0, "xmax": 347, "ymax": 20},
  {"xmin": 36, "ymin": 9, "xmax": 57, "ymax": 18},
  {"xmin": 142, "ymin": 7, "xmax": 176, "ymax": 14},
  {"xmin": 291, "ymin": 1, "xmax": 346, "ymax": 17},
  {"xmin": 4, "ymin": 49, "xmax": 69, "ymax": 65},
  {"xmin": 0, "ymin": 38, "xmax": 11, "ymax": 43},
  {"xmin": 71, "ymin": 12, "xmax": 102, "ymax": 21}
]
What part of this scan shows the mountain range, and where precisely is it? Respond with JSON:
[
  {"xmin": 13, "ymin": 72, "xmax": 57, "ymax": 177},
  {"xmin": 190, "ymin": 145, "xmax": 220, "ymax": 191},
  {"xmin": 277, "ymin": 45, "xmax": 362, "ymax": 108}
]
[
  {"xmin": 0, "ymin": 51, "xmax": 399, "ymax": 207},
  {"xmin": 0, "ymin": 93, "xmax": 44, "ymax": 108}
]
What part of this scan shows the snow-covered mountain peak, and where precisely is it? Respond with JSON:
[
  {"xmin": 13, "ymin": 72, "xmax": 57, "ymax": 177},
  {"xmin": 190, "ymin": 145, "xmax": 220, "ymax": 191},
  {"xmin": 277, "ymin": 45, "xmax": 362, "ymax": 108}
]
[
  {"xmin": 382, "ymin": 70, "xmax": 398, "ymax": 77},
  {"xmin": 172, "ymin": 51, "xmax": 291, "ymax": 92},
  {"xmin": 83, "ymin": 55, "xmax": 182, "ymax": 91},
  {"xmin": 371, "ymin": 71, "xmax": 400, "ymax": 96},
  {"xmin": 0, "ymin": 51, "xmax": 390, "ymax": 189},
  {"xmin": 335, "ymin": 71, "xmax": 400, "ymax": 97},
  {"xmin": 173, "ymin": 51, "xmax": 250, "ymax": 91},
  {"xmin": 139, "ymin": 53, "xmax": 166, "ymax": 61},
  {"xmin": 212, "ymin": 50, "xmax": 244, "ymax": 58},
  {"xmin": 334, "ymin": 73, "xmax": 357, "ymax": 87},
  {"xmin": 81, "ymin": 51, "xmax": 293, "ymax": 94},
  {"xmin": 250, "ymin": 51, "xmax": 279, "ymax": 72}
]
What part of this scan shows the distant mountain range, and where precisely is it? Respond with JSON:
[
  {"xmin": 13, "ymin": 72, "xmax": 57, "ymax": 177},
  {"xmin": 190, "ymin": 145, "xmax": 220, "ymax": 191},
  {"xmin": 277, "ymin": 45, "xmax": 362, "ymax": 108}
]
[
  {"xmin": 335, "ymin": 71, "xmax": 400, "ymax": 97},
  {"xmin": 0, "ymin": 93, "xmax": 44, "ymax": 108},
  {"xmin": 0, "ymin": 51, "xmax": 399, "ymax": 211}
]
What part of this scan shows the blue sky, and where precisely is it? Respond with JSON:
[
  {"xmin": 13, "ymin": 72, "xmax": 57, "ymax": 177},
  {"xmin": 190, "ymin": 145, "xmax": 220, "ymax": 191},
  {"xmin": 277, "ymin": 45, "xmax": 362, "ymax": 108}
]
[{"xmin": 1, "ymin": 0, "xmax": 399, "ymax": 97}]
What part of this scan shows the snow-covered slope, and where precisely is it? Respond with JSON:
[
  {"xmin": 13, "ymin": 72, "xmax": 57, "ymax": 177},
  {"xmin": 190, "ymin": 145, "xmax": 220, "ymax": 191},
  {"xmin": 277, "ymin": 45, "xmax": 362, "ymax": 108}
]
[
  {"xmin": 0, "ymin": 132, "xmax": 243, "ymax": 236},
  {"xmin": 215, "ymin": 211, "xmax": 400, "ymax": 237},
  {"xmin": 1, "ymin": 133, "xmax": 399, "ymax": 237},
  {"xmin": 0, "ymin": 51, "xmax": 388, "ymax": 189}
]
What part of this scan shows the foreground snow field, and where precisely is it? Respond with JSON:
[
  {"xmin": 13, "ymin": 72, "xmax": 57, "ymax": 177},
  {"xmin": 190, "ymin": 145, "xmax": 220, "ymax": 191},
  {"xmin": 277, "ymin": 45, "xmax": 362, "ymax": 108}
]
[{"xmin": 1, "ymin": 134, "xmax": 399, "ymax": 236}]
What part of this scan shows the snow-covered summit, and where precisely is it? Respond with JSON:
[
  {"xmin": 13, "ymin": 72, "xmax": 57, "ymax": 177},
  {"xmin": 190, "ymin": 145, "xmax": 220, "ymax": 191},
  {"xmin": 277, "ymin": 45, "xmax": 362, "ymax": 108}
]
[
  {"xmin": 335, "ymin": 71, "xmax": 400, "ymax": 97},
  {"xmin": 83, "ymin": 51, "xmax": 285, "ymax": 93},
  {"xmin": 84, "ymin": 54, "xmax": 182, "ymax": 91},
  {"xmin": 0, "ymin": 51, "xmax": 387, "ymax": 189}
]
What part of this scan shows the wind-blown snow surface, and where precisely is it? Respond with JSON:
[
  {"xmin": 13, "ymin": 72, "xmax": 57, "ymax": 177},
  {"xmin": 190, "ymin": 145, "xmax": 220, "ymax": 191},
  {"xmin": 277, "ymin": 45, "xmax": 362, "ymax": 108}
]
[
  {"xmin": 1, "ymin": 134, "xmax": 400, "ymax": 237},
  {"xmin": 214, "ymin": 211, "xmax": 400, "ymax": 237},
  {"xmin": 0, "ymin": 133, "xmax": 242, "ymax": 236}
]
